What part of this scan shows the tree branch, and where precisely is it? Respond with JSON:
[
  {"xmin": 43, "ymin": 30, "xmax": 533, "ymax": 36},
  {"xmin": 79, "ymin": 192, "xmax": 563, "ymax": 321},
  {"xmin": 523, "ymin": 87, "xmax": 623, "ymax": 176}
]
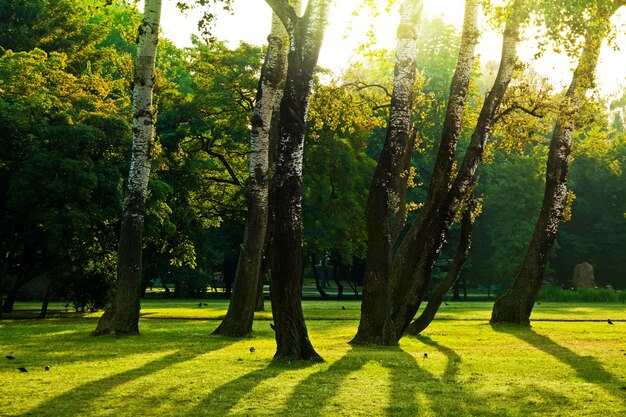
[
  {"xmin": 495, "ymin": 104, "xmax": 545, "ymax": 124},
  {"xmin": 264, "ymin": 0, "xmax": 297, "ymax": 33}
]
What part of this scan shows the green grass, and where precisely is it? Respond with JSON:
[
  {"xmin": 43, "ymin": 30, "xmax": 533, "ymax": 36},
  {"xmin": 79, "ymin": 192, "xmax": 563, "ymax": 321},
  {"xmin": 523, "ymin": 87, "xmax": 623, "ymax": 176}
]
[{"xmin": 1, "ymin": 300, "xmax": 625, "ymax": 416}]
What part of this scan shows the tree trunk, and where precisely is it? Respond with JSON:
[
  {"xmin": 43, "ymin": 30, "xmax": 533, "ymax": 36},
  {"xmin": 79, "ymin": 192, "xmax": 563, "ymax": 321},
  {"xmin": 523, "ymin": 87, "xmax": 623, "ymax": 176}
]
[
  {"xmin": 331, "ymin": 262, "xmax": 344, "ymax": 299},
  {"xmin": 2, "ymin": 286, "xmax": 17, "ymax": 314},
  {"xmin": 389, "ymin": 0, "xmax": 525, "ymax": 339},
  {"xmin": 310, "ymin": 253, "xmax": 328, "ymax": 298},
  {"xmin": 266, "ymin": 0, "xmax": 328, "ymax": 361},
  {"xmin": 213, "ymin": 12, "xmax": 289, "ymax": 335},
  {"xmin": 406, "ymin": 199, "xmax": 474, "ymax": 334},
  {"xmin": 94, "ymin": 0, "xmax": 161, "ymax": 336},
  {"xmin": 38, "ymin": 279, "xmax": 53, "ymax": 319},
  {"xmin": 491, "ymin": 13, "xmax": 614, "ymax": 325},
  {"xmin": 352, "ymin": 0, "xmax": 423, "ymax": 346}
]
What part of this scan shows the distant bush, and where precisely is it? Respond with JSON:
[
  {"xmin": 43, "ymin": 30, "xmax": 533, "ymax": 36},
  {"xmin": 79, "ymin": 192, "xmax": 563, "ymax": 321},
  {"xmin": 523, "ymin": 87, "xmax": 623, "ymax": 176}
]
[{"xmin": 538, "ymin": 287, "xmax": 626, "ymax": 302}]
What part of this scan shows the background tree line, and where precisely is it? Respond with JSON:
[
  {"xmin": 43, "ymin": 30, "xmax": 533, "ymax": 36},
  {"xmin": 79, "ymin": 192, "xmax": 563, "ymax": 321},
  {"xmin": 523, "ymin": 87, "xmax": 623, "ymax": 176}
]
[{"xmin": 1, "ymin": 0, "xmax": 624, "ymax": 321}]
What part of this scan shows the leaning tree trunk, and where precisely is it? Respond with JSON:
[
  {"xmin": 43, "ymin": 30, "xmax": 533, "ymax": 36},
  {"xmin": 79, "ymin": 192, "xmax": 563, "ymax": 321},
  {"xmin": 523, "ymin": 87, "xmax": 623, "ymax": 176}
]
[
  {"xmin": 406, "ymin": 197, "xmax": 474, "ymax": 335},
  {"xmin": 351, "ymin": 0, "xmax": 423, "ymax": 346},
  {"xmin": 94, "ymin": 0, "xmax": 161, "ymax": 336},
  {"xmin": 491, "ymin": 11, "xmax": 616, "ymax": 325},
  {"xmin": 390, "ymin": 0, "xmax": 526, "ymax": 338},
  {"xmin": 213, "ymin": 6, "xmax": 293, "ymax": 337},
  {"xmin": 266, "ymin": 0, "xmax": 328, "ymax": 361}
]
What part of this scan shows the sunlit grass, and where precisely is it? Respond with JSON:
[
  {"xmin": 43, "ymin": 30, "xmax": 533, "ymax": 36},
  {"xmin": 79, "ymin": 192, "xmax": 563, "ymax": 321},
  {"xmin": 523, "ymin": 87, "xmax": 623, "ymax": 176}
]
[{"xmin": 1, "ymin": 301, "xmax": 625, "ymax": 416}]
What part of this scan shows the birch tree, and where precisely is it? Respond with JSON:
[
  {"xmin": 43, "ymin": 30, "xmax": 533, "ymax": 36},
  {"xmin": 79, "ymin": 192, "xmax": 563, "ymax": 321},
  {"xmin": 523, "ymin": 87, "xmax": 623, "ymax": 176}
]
[
  {"xmin": 352, "ymin": 0, "xmax": 424, "ymax": 346},
  {"xmin": 213, "ymin": 1, "xmax": 299, "ymax": 337},
  {"xmin": 264, "ymin": 0, "xmax": 329, "ymax": 361},
  {"xmin": 354, "ymin": 0, "xmax": 527, "ymax": 345},
  {"xmin": 94, "ymin": 0, "xmax": 162, "ymax": 336},
  {"xmin": 491, "ymin": 0, "xmax": 626, "ymax": 325}
]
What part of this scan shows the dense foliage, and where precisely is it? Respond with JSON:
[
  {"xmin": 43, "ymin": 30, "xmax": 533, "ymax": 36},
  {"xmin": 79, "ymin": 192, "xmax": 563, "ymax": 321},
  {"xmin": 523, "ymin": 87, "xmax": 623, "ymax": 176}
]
[{"xmin": 1, "ymin": 0, "xmax": 624, "ymax": 315}]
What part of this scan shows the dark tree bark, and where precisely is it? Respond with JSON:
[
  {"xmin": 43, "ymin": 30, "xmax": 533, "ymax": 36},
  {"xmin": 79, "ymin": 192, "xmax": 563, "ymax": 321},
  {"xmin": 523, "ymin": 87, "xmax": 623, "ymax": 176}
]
[
  {"xmin": 2, "ymin": 286, "xmax": 17, "ymax": 314},
  {"xmin": 491, "ymin": 6, "xmax": 619, "ymax": 325},
  {"xmin": 94, "ymin": 0, "xmax": 162, "ymax": 336},
  {"xmin": 213, "ymin": 9, "xmax": 291, "ymax": 337},
  {"xmin": 310, "ymin": 253, "xmax": 328, "ymax": 298},
  {"xmin": 388, "ymin": 0, "xmax": 526, "ymax": 339},
  {"xmin": 266, "ymin": 0, "xmax": 329, "ymax": 362},
  {"xmin": 406, "ymin": 198, "xmax": 474, "ymax": 335},
  {"xmin": 352, "ymin": 0, "xmax": 423, "ymax": 346},
  {"xmin": 38, "ymin": 279, "xmax": 53, "ymax": 319}
]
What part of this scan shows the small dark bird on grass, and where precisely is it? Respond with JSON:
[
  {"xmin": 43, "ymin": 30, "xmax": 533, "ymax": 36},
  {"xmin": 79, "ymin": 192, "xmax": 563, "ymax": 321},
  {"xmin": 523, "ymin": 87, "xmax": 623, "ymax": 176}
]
[
  {"xmin": 6, "ymin": 355, "xmax": 15, "ymax": 360},
  {"xmin": 423, "ymin": 353, "xmax": 428, "ymax": 358},
  {"xmin": 249, "ymin": 347, "xmax": 256, "ymax": 353},
  {"xmin": 537, "ymin": 302, "xmax": 542, "ymax": 305},
  {"xmin": 270, "ymin": 323, "xmax": 275, "ymax": 331},
  {"xmin": 17, "ymin": 367, "xmax": 28, "ymax": 372},
  {"xmin": 44, "ymin": 366, "xmax": 50, "ymax": 371},
  {"xmin": 197, "ymin": 302, "xmax": 202, "ymax": 307},
  {"xmin": 202, "ymin": 303, "xmax": 208, "ymax": 306},
  {"xmin": 608, "ymin": 319, "xmax": 614, "ymax": 325},
  {"xmin": 341, "ymin": 306, "xmax": 346, "ymax": 310},
  {"xmin": 444, "ymin": 302, "xmax": 449, "ymax": 306}
]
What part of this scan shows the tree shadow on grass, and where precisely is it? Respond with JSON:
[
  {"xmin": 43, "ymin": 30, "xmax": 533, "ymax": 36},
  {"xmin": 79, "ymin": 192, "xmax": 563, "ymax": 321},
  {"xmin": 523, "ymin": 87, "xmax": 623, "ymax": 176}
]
[
  {"xmin": 492, "ymin": 325, "xmax": 626, "ymax": 405},
  {"xmin": 279, "ymin": 342, "xmax": 472, "ymax": 417},
  {"xmin": 21, "ymin": 341, "xmax": 234, "ymax": 417},
  {"xmin": 187, "ymin": 360, "xmax": 315, "ymax": 416}
]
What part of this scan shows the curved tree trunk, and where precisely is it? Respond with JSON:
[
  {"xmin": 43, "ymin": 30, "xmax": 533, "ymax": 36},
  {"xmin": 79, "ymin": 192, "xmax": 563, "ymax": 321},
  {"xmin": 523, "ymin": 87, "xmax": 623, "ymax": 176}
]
[
  {"xmin": 266, "ymin": 0, "xmax": 328, "ymax": 361},
  {"xmin": 310, "ymin": 253, "xmax": 328, "ymax": 298},
  {"xmin": 491, "ymin": 11, "xmax": 616, "ymax": 325},
  {"xmin": 94, "ymin": 0, "xmax": 161, "ymax": 336},
  {"xmin": 389, "ymin": 0, "xmax": 526, "ymax": 339},
  {"xmin": 213, "ymin": 8, "xmax": 292, "ymax": 337},
  {"xmin": 352, "ymin": 0, "xmax": 423, "ymax": 346},
  {"xmin": 406, "ymin": 198, "xmax": 474, "ymax": 335}
]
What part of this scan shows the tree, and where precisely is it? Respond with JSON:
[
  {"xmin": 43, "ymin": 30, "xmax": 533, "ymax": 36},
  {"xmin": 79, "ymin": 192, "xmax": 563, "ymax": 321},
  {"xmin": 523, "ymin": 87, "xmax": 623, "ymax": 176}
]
[
  {"xmin": 264, "ymin": 0, "xmax": 329, "ymax": 361},
  {"xmin": 352, "ymin": 0, "xmax": 424, "ymax": 345},
  {"xmin": 0, "ymin": 46, "xmax": 131, "ymax": 315},
  {"xmin": 213, "ymin": 3, "xmax": 295, "ymax": 337},
  {"xmin": 94, "ymin": 0, "xmax": 162, "ymax": 336},
  {"xmin": 354, "ymin": 0, "xmax": 527, "ymax": 344},
  {"xmin": 491, "ymin": 0, "xmax": 626, "ymax": 324}
]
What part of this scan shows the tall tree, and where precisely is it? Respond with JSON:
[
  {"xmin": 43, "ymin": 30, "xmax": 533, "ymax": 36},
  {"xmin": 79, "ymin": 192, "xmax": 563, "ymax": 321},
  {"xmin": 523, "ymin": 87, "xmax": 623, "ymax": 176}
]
[
  {"xmin": 390, "ymin": 0, "xmax": 525, "ymax": 337},
  {"xmin": 491, "ymin": 0, "xmax": 625, "ymax": 325},
  {"xmin": 264, "ymin": 0, "xmax": 329, "ymax": 361},
  {"xmin": 354, "ymin": 0, "xmax": 527, "ymax": 345},
  {"xmin": 213, "ymin": 2, "xmax": 297, "ymax": 337},
  {"xmin": 352, "ymin": 0, "xmax": 424, "ymax": 346},
  {"xmin": 94, "ymin": 0, "xmax": 162, "ymax": 336}
]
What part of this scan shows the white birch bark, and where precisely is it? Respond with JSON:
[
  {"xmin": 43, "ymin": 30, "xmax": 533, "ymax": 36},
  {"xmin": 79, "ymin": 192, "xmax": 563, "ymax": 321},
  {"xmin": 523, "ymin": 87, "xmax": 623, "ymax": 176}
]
[{"xmin": 95, "ymin": 0, "xmax": 162, "ymax": 336}]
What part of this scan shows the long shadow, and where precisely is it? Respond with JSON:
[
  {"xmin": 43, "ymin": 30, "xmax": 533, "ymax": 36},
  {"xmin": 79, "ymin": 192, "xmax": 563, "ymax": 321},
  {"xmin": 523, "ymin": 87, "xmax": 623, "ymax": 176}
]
[
  {"xmin": 280, "ymin": 343, "xmax": 468, "ymax": 417},
  {"xmin": 415, "ymin": 335, "xmax": 461, "ymax": 381},
  {"xmin": 21, "ymin": 341, "xmax": 234, "ymax": 417},
  {"xmin": 188, "ymin": 360, "xmax": 313, "ymax": 416},
  {"xmin": 493, "ymin": 325, "xmax": 626, "ymax": 404}
]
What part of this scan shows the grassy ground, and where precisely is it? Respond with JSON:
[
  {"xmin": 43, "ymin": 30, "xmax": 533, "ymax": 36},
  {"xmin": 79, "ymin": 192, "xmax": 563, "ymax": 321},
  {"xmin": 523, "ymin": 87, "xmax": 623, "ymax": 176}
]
[{"xmin": 1, "ymin": 300, "xmax": 625, "ymax": 416}]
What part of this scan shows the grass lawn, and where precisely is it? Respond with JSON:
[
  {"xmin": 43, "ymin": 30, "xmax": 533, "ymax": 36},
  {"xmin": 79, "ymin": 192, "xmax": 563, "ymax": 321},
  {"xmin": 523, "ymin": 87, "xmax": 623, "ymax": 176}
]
[{"xmin": 1, "ymin": 300, "xmax": 625, "ymax": 416}]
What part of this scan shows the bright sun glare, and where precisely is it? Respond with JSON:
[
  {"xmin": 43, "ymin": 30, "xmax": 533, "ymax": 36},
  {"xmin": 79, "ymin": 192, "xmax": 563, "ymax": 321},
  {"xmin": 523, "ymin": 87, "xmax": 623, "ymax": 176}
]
[{"xmin": 160, "ymin": 0, "xmax": 626, "ymax": 99}]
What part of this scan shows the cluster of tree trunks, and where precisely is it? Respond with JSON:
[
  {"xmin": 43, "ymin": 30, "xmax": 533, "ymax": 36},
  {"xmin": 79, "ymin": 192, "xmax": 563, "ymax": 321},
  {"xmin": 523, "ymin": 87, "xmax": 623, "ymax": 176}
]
[
  {"xmin": 213, "ymin": 2, "xmax": 295, "ymax": 337},
  {"xmin": 354, "ymin": 0, "xmax": 527, "ymax": 345},
  {"xmin": 76, "ymin": 0, "xmax": 626, "ymax": 366},
  {"xmin": 491, "ymin": 2, "xmax": 623, "ymax": 325},
  {"xmin": 264, "ymin": 0, "xmax": 330, "ymax": 361},
  {"xmin": 94, "ymin": 0, "xmax": 162, "ymax": 336}
]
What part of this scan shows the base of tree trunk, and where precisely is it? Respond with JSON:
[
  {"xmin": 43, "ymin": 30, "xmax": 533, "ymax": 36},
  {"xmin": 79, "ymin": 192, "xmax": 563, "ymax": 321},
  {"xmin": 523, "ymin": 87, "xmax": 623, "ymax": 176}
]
[
  {"xmin": 212, "ymin": 317, "xmax": 253, "ymax": 338},
  {"xmin": 93, "ymin": 305, "xmax": 141, "ymax": 336},
  {"xmin": 93, "ymin": 307, "xmax": 115, "ymax": 336},
  {"xmin": 490, "ymin": 291, "xmax": 532, "ymax": 326}
]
